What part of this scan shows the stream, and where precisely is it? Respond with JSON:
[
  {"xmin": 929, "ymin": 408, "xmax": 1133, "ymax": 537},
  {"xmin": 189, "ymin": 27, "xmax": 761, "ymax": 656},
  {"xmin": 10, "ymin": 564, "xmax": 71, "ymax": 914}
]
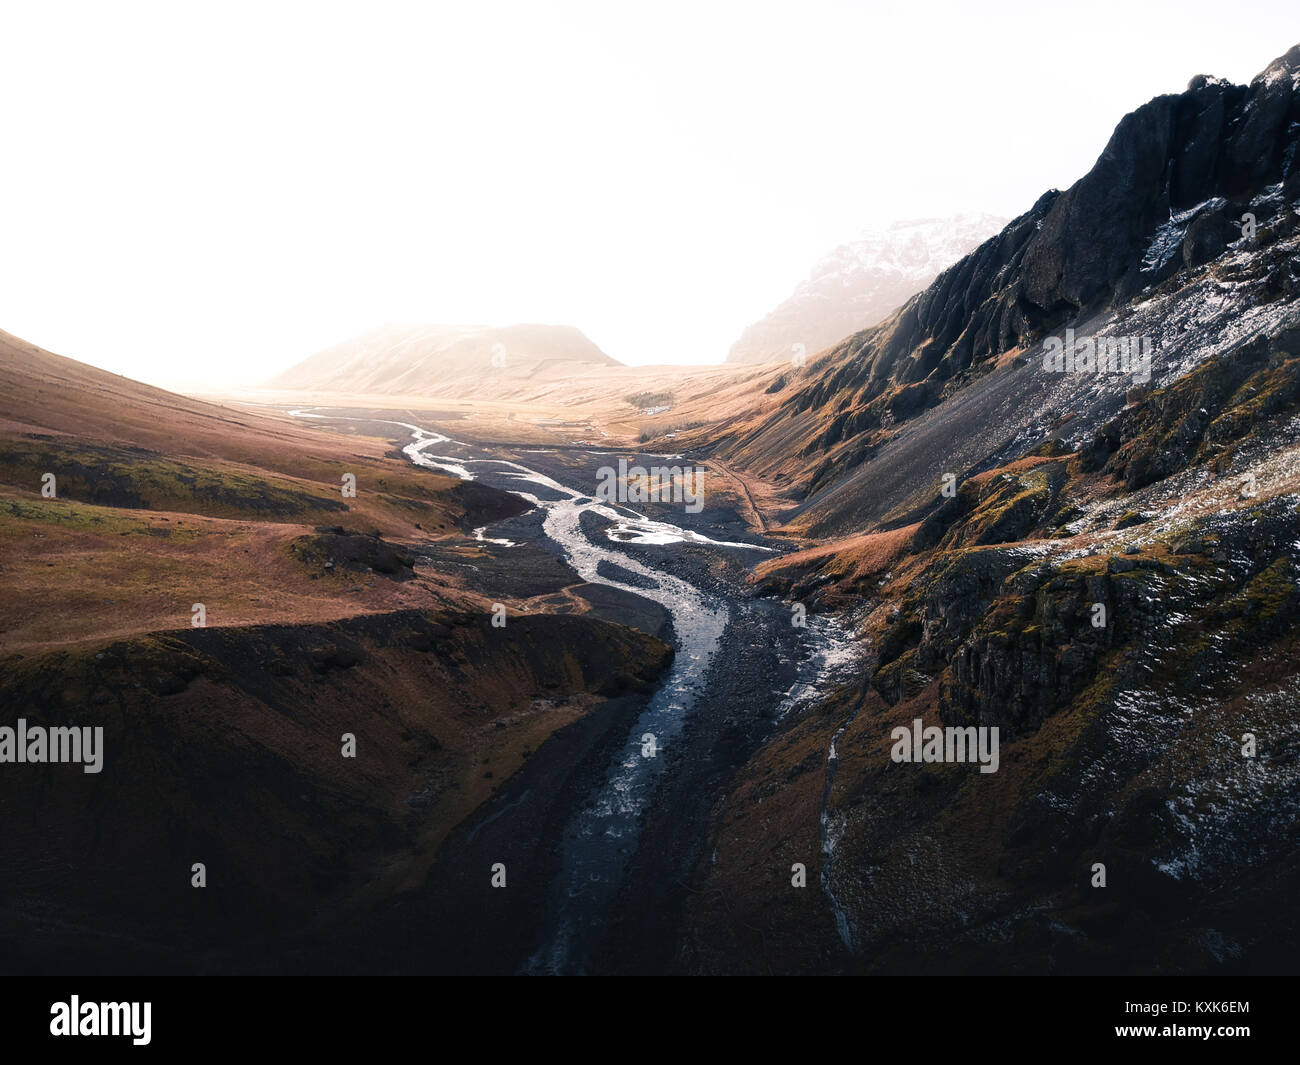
[{"xmin": 290, "ymin": 407, "xmax": 863, "ymax": 972}]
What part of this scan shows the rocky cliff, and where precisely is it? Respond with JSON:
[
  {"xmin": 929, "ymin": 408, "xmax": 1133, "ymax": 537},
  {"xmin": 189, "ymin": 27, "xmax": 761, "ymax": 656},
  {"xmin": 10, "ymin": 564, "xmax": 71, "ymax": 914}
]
[{"xmin": 680, "ymin": 44, "xmax": 1300, "ymax": 975}]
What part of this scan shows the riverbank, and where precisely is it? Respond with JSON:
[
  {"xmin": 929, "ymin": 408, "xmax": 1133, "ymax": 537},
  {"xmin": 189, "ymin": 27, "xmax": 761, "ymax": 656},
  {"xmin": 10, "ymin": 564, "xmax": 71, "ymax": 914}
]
[{"xmin": 275, "ymin": 408, "xmax": 866, "ymax": 973}]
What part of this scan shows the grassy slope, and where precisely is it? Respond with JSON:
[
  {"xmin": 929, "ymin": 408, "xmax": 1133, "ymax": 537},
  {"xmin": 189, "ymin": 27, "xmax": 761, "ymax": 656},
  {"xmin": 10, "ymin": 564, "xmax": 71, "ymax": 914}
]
[
  {"xmin": 0, "ymin": 331, "xmax": 673, "ymax": 972},
  {"xmin": 0, "ymin": 330, "xmax": 530, "ymax": 648}
]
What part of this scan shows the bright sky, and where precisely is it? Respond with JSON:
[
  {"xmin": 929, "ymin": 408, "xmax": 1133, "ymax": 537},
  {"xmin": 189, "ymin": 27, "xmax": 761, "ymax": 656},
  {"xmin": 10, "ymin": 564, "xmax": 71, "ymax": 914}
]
[{"xmin": 0, "ymin": 1, "xmax": 1294, "ymax": 388}]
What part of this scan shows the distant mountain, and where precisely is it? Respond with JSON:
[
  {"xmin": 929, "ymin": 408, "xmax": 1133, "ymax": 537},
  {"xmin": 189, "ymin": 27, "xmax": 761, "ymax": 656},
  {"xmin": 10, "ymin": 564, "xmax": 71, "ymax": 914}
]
[
  {"xmin": 268, "ymin": 323, "xmax": 617, "ymax": 395},
  {"xmin": 726, "ymin": 215, "xmax": 1008, "ymax": 365}
]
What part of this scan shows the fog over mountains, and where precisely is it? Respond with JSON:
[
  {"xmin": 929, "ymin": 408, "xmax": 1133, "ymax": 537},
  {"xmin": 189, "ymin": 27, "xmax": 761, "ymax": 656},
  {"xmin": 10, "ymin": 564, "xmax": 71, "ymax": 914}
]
[
  {"xmin": 726, "ymin": 214, "xmax": 1009, "ymax": 365},
  {"xmin": 4, "ymin": 27, "xmax": 1300, "ymax": 990},
  {"xmin": 270, "ymin": 323, "xmax": 616, "ymax": 395}
]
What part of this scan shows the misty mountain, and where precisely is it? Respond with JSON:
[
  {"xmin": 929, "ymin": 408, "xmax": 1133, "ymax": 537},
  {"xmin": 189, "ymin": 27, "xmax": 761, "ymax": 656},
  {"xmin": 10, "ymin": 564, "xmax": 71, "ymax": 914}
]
[
  {"xmin": 268, "ymin": 322, "xmax": 617, "ymax": 395},
  {"xmin": 726, "ymin": 215, "xmax": 1008, "ymax": 365}
]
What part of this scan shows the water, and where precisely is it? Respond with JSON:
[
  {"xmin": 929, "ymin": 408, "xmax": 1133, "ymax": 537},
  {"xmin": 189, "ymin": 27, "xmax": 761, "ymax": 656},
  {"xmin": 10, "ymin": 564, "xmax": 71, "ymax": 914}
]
[{"xmin": 290, "ymin": 408, "xmax": 768, "ymax": 971}]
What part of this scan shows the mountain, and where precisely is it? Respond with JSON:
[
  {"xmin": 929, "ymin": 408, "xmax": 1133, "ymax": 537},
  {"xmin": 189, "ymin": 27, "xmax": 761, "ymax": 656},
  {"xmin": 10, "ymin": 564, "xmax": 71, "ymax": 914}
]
[
  {"xmin": 0, "ymin": 329, "xmax": 671, "ymax": 973},
  {"xmin": 267, "ymin": 322, "xmax": 617, "ymax": 397},
  {"xmin": 10, "ymin": 37, "xmax": 1300, "ymax": 979},
  {"xmin": 726, "ymin": 215, "xmax": 1008, "ymax": 365},
  {"xmin": 707, "ymin": 46, "xmax": 1300, "ymax": 516},
  {"xmin": 676, "ymin": 44, "xmax": 1300, "ymax": 973}
]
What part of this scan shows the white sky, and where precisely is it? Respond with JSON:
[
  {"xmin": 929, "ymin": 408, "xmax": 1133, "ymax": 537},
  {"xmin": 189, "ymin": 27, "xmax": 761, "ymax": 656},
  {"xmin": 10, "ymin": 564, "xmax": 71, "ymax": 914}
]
[{"xmin": 0, "ymin": 1, "xmax": 1294, "ymax": 389}]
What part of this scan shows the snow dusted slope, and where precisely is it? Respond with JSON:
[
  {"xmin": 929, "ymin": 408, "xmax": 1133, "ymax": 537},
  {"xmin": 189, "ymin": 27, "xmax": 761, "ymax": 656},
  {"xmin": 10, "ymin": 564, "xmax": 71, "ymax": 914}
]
[{"xmin": 726, "ymin": 214, "xmax": 1008, "ymax": 365}]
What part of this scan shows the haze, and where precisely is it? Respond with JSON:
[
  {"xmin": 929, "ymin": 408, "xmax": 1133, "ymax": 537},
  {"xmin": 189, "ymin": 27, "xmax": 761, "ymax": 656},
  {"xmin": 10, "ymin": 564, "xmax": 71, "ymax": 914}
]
[{"xmin": 0, "ymin": 0, "xmax": 1291, "ymax": 389}]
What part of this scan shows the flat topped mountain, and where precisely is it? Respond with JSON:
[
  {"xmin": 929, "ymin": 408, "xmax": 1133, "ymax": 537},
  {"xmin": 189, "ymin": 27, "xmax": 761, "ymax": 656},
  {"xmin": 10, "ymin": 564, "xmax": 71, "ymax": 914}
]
[
  {"xmin": 268, "ymin": 322, "xmax": 617, "ymax": 395},
  {"xmin": 726, "ymin": 214, "xmax": 1008, "ymax": 365}
]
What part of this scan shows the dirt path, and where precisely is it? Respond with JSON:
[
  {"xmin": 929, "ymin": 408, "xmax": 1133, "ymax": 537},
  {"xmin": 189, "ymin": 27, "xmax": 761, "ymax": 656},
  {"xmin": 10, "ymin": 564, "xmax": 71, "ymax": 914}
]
[{"xmin": 708, "ymin": 458, "xmax": 768, "ymax": 534}]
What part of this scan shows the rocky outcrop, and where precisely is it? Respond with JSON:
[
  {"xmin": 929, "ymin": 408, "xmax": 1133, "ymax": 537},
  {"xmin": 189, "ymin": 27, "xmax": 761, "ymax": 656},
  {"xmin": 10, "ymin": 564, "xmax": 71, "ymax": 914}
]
[
  {"xmin": 1084, "ymin": 326, "xmax": 1300, "ymax": 488},
  {"xmin": 716, "ymin": 45, "xmax": 1300, "ymax": 498}
]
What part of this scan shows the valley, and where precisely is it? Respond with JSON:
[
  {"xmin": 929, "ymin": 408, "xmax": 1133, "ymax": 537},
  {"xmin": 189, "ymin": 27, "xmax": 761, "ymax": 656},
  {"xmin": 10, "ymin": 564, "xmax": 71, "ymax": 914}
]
[
  {"xmin": 3, "ymin": 39, "xmax": 1300, "ymax": 980},
  {"xmin": 269, "ymin": 407, "xmax": 864, "ymax": 974}
]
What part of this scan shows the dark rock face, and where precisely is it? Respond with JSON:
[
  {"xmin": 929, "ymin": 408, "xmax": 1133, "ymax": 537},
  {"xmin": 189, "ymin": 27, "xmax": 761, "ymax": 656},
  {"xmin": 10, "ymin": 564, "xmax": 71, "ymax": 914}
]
[
  {"xmin": 731, "ymin": 45, "xmax": 1300, "ymax": 485},
  {"xmin": 1181, "ymin": 207, "xmax": 1233, "ymax": 267},
  {"xmin": 1015, "ymin": 49, "xmax": 1297, "ymax": 334}
]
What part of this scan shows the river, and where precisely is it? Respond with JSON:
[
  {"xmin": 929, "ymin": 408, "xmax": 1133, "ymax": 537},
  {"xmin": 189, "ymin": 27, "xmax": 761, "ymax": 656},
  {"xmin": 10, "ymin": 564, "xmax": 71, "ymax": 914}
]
[{"xmin": 290, "ymin": 407, "xmax": 862, "ymax": 972}]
